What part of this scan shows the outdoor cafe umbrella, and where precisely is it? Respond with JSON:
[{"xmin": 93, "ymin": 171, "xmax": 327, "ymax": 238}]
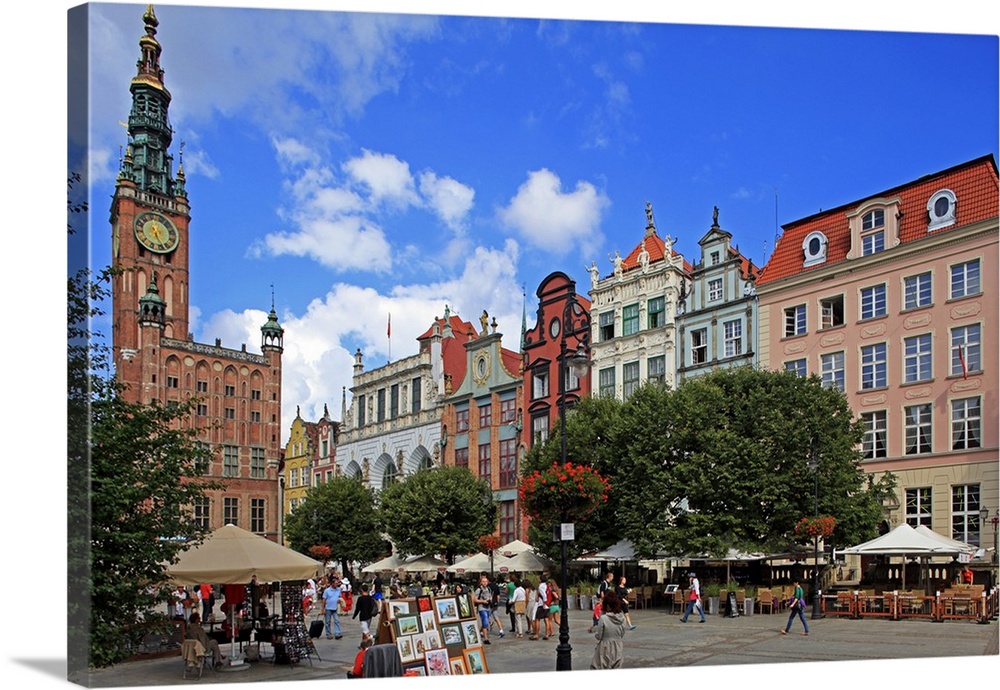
[
  {"xmin": 167, "ymin": 524, "xmax": 322, "ymax": 666},
  {"xmin": 447, "ymin": 551, "xmax": 499, "ymax": 575},
  {"xmin": 167, "ymin": 523, "xmax": 323, "ymax": 585},
  {"xmin": 838, "ymin": 523, "xmax": 969, "ymax": 590},
  {"xmin": 362, "ymin": 553, "xmax": 408, "ymax": 573},
  {"xmin": 398, "ymin": 554, "xmax": 449, "ymax": 574},
  {"xmin": 501, "ymin": 548, "xmax": 554, "ymax": 574},
  {"xmin": 497, "ymin": 539, "xmax": 533, "ymax": 557}
]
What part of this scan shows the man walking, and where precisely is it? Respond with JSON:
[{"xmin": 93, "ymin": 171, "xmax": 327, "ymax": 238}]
[
  {"xmin": 322, "ymin": 576, "xmax": 344, "ymax": 640},
  {"xmin": 352, "ymin": 583, "xmax": 379, "ymax": 639},
  {"xmin": 680, "ymin": 572, "xmax": 706, "ymax": 623}
]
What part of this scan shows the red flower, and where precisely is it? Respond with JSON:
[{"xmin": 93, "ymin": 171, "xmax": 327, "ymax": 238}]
[
  {"xmin": 519, "ymin": 462, "xmax": 610, "ymax": 525},
  {"xmin": 794, "ymin": 516, "xmax": 837, "ymax": 539}
]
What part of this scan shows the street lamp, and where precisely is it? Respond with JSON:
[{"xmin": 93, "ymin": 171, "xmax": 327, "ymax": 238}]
[
  {"xmin": 807, "ymin": 441, "xmax": 824, "ymax": 620},
  {"xmin": 555, "ymin": 294, "xmax": 591, "ymax": 672}
]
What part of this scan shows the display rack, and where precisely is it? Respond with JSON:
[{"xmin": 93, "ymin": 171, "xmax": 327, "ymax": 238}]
[
  {"xmin": 272, "ymin": 582, "xmax": 320, "ymax": 666},
  {"xmin": 376, "ymin": 592, "xmax": 490, "ymax": 676}
]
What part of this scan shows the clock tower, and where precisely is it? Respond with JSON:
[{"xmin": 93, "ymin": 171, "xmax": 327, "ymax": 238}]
[
  {"xmin": 108, "ymin": 6, "xmax": 285, "ymax": 541},
  {"xmin": 111, "ymin": 5, "xmax": 191, "ymax": 383}
]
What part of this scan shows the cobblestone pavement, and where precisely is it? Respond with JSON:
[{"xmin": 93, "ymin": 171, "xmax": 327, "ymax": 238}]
[{"xmin": 69, "ymin": 604, "xmax": 997, "ymax": 687}]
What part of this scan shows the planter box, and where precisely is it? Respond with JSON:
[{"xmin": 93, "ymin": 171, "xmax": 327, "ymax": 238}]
[
  {"xmin": 707, "ymin": 597, "xmax": 720, "ymax": 615},
  {"xmin": 744, "ymin": 599, "xmax": 755, "ymax": 616},
  {"xmin": 579, "ymin": 595, "xmax": 591, "ymax": 610},
  {"xmin": 566, "ymin": 594, "xmax": 577, "ymax": 610}
]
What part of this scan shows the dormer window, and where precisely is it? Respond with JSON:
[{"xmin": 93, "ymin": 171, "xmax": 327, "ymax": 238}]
[
  {"xmin": 927, "ymin": 189, "xmax": 957, "ymax": 231},
  {"xmin": 861, "ymin": 209, "xmax": 885, "ymax": 256},
  {"xmin": 802, "ymin": 231, "xmax": 828, "ymax": 267},
  {"xmin": 862, "ymin": 209, "xmax": 884, "ymax": 231}
]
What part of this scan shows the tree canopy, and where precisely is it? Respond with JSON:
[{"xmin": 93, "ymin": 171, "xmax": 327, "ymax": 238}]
[
  {"xmin": 528, "ymin": 367, "xmax": 894, "ymax": 561},
  {"xmin": 377, "ymin": 466, "xmax": 496, "ymax": 564},
  {"xmin": 69, "ymin": 267, "xmax": 220, "ymax": 670},
  {"xmin": 283, "ymin": 476, "xmax": 386, "ymax": 574}
]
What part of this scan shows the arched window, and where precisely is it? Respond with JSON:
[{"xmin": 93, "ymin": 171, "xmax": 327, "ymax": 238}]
[{"xmin": 382, "ymin": 462, "xmax": 398, "ymax": 489}]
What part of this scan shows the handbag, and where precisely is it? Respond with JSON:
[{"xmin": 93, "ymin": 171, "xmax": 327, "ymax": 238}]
[{"xmin": 513, "ymin": 600, "xmax": 526, "ymax": 615}]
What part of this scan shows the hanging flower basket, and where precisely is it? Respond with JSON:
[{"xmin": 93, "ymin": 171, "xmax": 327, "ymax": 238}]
[
  {"xmin": 478, "ymin": 534, "xmax": 501, "ymax": 553},
  {"xmin": 794, "ymin": 515, "xmax": 837, "ymax": 539},
  {"xmin": 518, "ymin": 462, "xmax": 610, "ymax": 525},
  {"xmin": 308, "ymin": 544, "xmax": 332, "ymax": 561}
]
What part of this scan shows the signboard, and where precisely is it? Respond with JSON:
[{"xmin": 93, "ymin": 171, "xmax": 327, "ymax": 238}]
[{"xmin": 560, "ymin": 523, "xmax": 575, "ymax": 541}]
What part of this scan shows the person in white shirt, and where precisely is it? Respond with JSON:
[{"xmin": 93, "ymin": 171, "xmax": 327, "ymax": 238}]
[
  {"xmin": 535, "ymin": 579, "xmax": 553, "ymax": 639},
  {"xmin": 679, "ymin": 572, "xmax": 705, "ymax": 623},
  {"xmin": 511, "ymin": 580, "xmax": 528, "ymax": 637}
]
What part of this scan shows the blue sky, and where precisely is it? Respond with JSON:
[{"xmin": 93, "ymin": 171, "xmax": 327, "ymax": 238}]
[
  {"xmin": 5, "ymin": 2, "xmax": 998, "ymax": 688},
  {"xmin": 67, "ymin": 1, "xmax": 998, "ymax": 440}
]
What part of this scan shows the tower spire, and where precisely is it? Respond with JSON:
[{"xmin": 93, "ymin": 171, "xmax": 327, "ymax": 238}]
[{"xmin": 125, "ymin": 4, "xmax": 176, "ymax": 195}]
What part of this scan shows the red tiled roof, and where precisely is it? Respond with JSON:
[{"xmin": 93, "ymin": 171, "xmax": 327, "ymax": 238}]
[
  {"xmin": 442, "ymin": 337, "xmax": 468, "ymax": 392},
  {"xmin": 757, "ymin": 155, "xmax": 999, "ymax": 285},
  {"xmin": 729, "ymin": 245, "xmax": 761, "ymax": 281},
  {"xmin": 499, "ymin": 346, "xmax": 522, "ymax": 378},
  {"xmin": 417, "ymin": 314, "xmax": 479, "ymax": 341},
  {"xmin": 620, "ymin": 230, "xmax": 694, "ymax": 275}
]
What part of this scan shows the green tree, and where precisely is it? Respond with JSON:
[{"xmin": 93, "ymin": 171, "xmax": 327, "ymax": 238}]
[
  {"xmin": 68, "ymin": 267, "xmax": 220, "ymax": 670},
  {"xmin": 283, "ymin": 476, "xmax": 386, "ymax": 575},
  {"xmin": 378, "ymin": 466, "xmax": 496, "ymax": 564},
  {"xmin": 616, "ymin": 368, "xmax": 893, "ymax": 557},
  {"xmin": 520, "ymin": 395, "xmax": 623, "ymax": 560}
]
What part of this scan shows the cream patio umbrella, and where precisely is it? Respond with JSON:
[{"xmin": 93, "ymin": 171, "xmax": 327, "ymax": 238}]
[
  {"xmin": 167, "ymin": 524, "xmax": 323, "ymax": 585},
  {"xmin": 447, "ymin": 552, "xmax": 498, "ymax": 575}
]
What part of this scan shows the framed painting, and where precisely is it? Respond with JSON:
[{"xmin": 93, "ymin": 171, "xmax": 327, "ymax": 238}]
[
  {"xmin": 388, "ymin": 600, "xmax": 411, "ymax": 621},
  {"xmin": 461, "ymin": 619, "xmax": 482, "ymax": 647},
  {"xmin": 394, "ymin": 614, "xmax": 420, "ymax": 637},
  {"xmin": 419, "ymin": 609, "xmax": 437, "ymax": 632},
  {"xmin": 412, "ymin": 634, "xmax": 428, "ymax": 660},
  {"xmin": 403, "ymin": 663, "xmax": 426, "ymax": 677},
  {"xmin": 449, "ymin": 657, "xmax": 468, "ymax": 675},
  {"xmin": 396, "ymin": 635, "xmax": 416, "ymax": 664},
  {"xmin": 456, "ymin": 592, "xmax": 473, "ymax": 619},
  {"xmin": 439, "ymin": 623, "xmax": 464, "ymax": 653},
  {"xmin": 463, "ymin": 645, "xmax": 489, "ymax": 674},
  {"xmin": 435, "ymin": 596, "xmax": 460, "ymax": 624},
  {"xmin": 415, "ymin": 594, "xmax": 433, "ymax": 613},
  {"xmin": 424, "ymin": 629, "xmax": 442, "ymax": 651},
  {"xmin": 424, "ymin": 647, "xmax": 451, "ymax": 676}
]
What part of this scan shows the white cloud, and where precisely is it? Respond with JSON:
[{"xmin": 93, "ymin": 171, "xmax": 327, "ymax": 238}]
[
  {"xmin": 343, "ymin": 150, "xmax": 421, "ymax": 209},
  {"xmin": 419, "ymin": 171, "xmax": 475, "ymax": 232},
  {"xmin": 498, "ymin": 168, "xmax": 608, "ymax": 256},
  {"xmin": 195, "ymin": 239, "xmax": 523, "ymax": 444}
]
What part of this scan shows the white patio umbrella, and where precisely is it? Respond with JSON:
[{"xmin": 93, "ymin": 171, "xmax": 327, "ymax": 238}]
[
  {"xmin": 447, "ymin": 552, "xmax": 498, "ymax": 575},
  {"xmin": 496, "ymin": 539, "xmax": 533, "ymax": 557},
  {"xmin": 501, "ymin": 548, "xmax": 554, "ymax": 574}
]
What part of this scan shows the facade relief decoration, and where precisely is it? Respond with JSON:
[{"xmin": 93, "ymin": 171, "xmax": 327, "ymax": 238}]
[{"xmin": 950, "ymin": 302, "xmax": 981, "ymax": 319}]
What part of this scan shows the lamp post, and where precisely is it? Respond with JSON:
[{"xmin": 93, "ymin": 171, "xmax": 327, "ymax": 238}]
[
  {"xmin": 807, "ymin": 441, "xmax": 824, "ymax": 619},
  {"xmin": 990, "ymin": 508, "xmax": 999, "ymax": 589},
  {"xmin": 555, "ymin": 293, "xmax": 591, "ymax": 672}
]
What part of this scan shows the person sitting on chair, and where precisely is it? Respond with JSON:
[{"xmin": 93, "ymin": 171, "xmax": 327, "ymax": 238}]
[
  {"xmin": 186, "ymin": 612, "xmax": 224, "ymax": 667},
  {"xmin": 347, "ymin": 635, "xmax": 374, "ymax": 678}
]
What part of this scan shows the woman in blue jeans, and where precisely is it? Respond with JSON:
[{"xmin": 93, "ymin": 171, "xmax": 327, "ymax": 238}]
[{"xmin": 782, "ymin": 580, "xmax": 809, "ymax": 635}]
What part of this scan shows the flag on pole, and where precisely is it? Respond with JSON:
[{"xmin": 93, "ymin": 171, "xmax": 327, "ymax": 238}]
[
  {"xmin": 387, "ymin": 313, "xmax": 391, "ymax": 338},
  {"xmin": 958, "ymin": 344, "xmax": 967, "ymax": 380}
]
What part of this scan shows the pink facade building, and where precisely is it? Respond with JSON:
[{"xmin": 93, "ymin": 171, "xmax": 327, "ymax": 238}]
[{"xmin": 756, "ymin": 155, "xmax": 998, "ymax": 551}]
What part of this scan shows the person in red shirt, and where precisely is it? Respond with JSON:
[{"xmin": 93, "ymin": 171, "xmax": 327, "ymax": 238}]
[
  {"xmin": 961, "ymin": 565, "xmax": 974, "ymax": 585},
  {"xmin": 347, "ymin": 635, "xmax": 374, "ymax": 679}
]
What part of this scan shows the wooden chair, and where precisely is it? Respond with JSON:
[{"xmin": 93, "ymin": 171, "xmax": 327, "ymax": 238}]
[
  {"xmin": 757, "ymin": 589, "xmax": 774, "ymax": 614},
  {"xmin": 672, "ymin": 588, "xmax": 685, "ymax": 614}
]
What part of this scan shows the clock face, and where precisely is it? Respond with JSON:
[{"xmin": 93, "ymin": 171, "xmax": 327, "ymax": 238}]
[{"xmin": 134, "ymin": 211, "xmax": 180, "ymax": 253}]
